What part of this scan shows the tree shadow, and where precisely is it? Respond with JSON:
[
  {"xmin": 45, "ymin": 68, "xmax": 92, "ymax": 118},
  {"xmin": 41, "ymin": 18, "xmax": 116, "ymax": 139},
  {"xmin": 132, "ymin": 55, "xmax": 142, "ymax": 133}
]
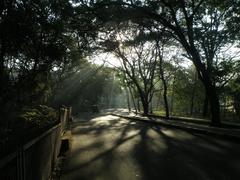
[
  {"xmin": 61, "ymin": 114, "xmax": 141, "ymax": 179},
  {"xmin": 148, "ymin": 125, "xmax": 240, "ymax": 180},
  {"xmin": 61, "ymin": 114, "xmax": 240, "ymax": 180}
]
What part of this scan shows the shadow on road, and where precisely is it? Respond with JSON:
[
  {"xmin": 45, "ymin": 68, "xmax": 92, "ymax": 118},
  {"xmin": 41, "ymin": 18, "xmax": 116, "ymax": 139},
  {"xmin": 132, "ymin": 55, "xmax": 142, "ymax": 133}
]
[{"xmin": 61, "ymin": 112, "xmax": 240, "ymax": 180}]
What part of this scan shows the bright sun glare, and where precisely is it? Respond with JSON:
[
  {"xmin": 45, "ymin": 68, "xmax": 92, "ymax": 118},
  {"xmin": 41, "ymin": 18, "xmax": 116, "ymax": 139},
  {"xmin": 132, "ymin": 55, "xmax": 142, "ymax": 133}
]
[
  {"xmin": 90, "ymin": 53, "xmax": 122, "ymax": 67},
  {"xmin": 89, "ymin": 52, "xmax": 193, "ymax": 68}
]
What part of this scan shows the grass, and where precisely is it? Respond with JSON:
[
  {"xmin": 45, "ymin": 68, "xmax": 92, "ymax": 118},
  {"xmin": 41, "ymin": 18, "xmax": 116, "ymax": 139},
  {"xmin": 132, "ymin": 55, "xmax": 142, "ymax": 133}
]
[{"xmin": 152, "ymin": 110, "xmax": 240, "ymax": 127}]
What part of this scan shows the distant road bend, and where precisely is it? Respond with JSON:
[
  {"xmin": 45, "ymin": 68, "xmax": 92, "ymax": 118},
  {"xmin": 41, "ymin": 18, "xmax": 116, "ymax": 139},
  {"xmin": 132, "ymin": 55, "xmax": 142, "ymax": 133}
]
[{"xmin": 61, "ymin": 113, "xmax": 240, "ymax": 180}]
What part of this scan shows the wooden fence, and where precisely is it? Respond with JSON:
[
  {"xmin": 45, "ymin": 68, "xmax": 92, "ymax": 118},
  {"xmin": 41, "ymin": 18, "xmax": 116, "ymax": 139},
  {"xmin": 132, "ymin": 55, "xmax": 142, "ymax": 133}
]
[{"xmin": 0, "ymin": 106, "xmax": 72, "ymax": 180}]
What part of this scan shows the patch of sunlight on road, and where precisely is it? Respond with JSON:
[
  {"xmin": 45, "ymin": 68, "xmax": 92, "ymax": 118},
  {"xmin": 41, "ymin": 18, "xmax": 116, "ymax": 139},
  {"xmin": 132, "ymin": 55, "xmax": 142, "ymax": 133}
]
[
  {"xmin": 70, "ymin": 118, "xmax": 136, "ymax": 166},
  {"xmin": 65, "ymin": 115, "xmax": 146, "ymax": 180},
  {"xmin": 91, "ymin": 115, "xmax": 119, "ymax": 122},
  {"xmin": 113, "ymin": 131, "xmax": 144, "ymax": 180},
  {"xmin": 161, "ymin": 129, "xmax": 195, "ymax": 140},
  {"xmin": 147, "ymin": 129, "xmax": 168, "ymax": 152},
  {"xmin": 62, "ymin": 114, "xmax": 240, "ymax": 180},
  {"xmin": 117, "ymin": 130, "xmax": 141, "ymax": 154}
]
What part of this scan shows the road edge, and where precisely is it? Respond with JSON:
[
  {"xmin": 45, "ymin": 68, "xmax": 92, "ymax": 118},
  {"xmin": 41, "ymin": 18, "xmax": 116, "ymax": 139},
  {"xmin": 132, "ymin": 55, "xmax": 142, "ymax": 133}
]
[{"xmin": 111, "ymin": 113, "xmax": 240, "ymax": 142}]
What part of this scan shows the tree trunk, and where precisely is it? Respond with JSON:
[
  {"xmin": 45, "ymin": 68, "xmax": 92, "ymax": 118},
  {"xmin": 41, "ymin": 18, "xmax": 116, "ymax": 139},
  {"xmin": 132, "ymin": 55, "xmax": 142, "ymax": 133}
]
[
  {"xmin": 190, "ymin": 91, "xmax": 195, "ymax": 116},
  {"xmin": 234, "ymin": 95, "xmax": 240, "ymax": 120},
  {"xmin": 170, "ymin": 77, "xmax": 175, "ymax": 115},
  {"xmin": 129, "ymin": 87, "xmax": 138, "ymax": 113},
  {"xmin": 157, "ymin": 41, "xmax": 169, "ymax": 118},
  {"xmin": 194, "ymin": 65, "xmax": 221, "ymax": 126},
  {"xmin": 162, "ymin": 79, "xmax": 169, "ymax": 118},
  {"xmin": 202, "ymin": 76, "xmax": 220, "ymax": 126},
  {"xmin": 190, "ymin": 72, "xmax": 197, "ymax": 116},
  {"xmin": 184, "ymin": 49, "xmax": 221, "ymax": 125},
  {"xmin": 138, "ymin": 91, "xmax": 149, "ymax": 115},
  {"xmin": 137, "ymin": 98, "xmax": 140, "ymax": 112},
  {"xmin": 150, "ymin": 100, "xmax": 153, "ymax": 114},
  {"xmin": 191, "ymin": 54, "xmax": 220, "ymax": 126},
  {"xmin": 0, "ymin": 43, "xmax": 7, "ymax": 123},
  {"xmin": 0, "ymin": 43, "xmax": 6, "ymax": 103},
  {"xmin": 202, "ymin": 92, "xmax": 209, "ymax": 117},
  {"xmin": 125, "ymin": 88, "xmax": 131, "ymax": 112},
  {"xmin": 142, "ymin": 99, "xmax": 149, "ymax": 115},
  {"xmin": 184, "ymin": 45, "xmax": 221, "ymax": 126}
]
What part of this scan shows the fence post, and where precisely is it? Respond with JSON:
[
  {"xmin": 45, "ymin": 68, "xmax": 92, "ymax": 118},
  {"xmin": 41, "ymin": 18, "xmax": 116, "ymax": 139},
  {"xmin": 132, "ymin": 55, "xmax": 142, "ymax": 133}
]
[
  {"xmin": 68, "ymin": 107, "xmax": 72, "ymax": 121},
  {"xmin": 17, "ymin": 146, "xmax": 25, "ymax": 180},
  {"xmin": 1, "ymin": 108, "xmax": 65, "ymax": 180}
]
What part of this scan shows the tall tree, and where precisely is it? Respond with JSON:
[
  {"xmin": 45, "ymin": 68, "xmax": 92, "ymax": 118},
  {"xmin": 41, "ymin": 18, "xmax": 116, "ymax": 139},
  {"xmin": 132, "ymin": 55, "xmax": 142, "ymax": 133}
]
[
  {"xmin": 109, "ymin": 29, "xmax": 158, "ymax": 115},
  {"xmin": 91, "ymin": 0, "xmax": 240, "ymax": 125},
  {"xmin": 0, "ymin": 0, "xmax": 102, "ymax": 123}
]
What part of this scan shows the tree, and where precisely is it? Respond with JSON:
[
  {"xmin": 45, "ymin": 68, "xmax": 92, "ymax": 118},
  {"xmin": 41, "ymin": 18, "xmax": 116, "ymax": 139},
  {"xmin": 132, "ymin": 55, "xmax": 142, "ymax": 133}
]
[
  {"xmin": 0, "ymin": 0, "xmax": 72, "ymax": 118},
  {"xmin": 155, "ymin": 34, "xmax": 171, "ymax": 118},
  {"xmin": 90, "ymin": 0, "xmax": 240, "ymax": 125},
  {"xmin": 108, "ymin": 28, "xmax": 158, "ymax": 115},
  {"xmin": 192, "ymin": 1, "xmax": 239, "ymax": 117},
  {"xmin": 0, "ymin": 0, "xmax": 102, "ymax": 123},
  {"xmin": 53, "ymin": 62, "xmax": 122, "ymax": 112}
]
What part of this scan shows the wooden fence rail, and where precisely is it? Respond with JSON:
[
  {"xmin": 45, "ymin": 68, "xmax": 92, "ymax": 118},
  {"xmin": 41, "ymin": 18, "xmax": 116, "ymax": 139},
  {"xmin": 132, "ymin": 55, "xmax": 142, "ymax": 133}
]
[{"xmin": 0, "ymin": 106, "xmax": 72, "ymax": 180}]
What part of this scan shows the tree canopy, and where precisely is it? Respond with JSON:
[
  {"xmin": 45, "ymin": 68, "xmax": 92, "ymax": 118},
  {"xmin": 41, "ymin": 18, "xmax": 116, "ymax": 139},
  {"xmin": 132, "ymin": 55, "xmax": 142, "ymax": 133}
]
[{"xmin": 1, "ymin": 0, "xmax": 240, "ymax": 126}]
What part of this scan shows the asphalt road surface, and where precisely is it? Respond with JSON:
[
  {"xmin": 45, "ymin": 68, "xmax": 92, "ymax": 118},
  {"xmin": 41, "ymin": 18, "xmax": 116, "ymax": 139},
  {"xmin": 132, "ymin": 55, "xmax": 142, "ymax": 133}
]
[{"xmin": 60, "ymin": 113, "xmax": 240, "ymax": 180}]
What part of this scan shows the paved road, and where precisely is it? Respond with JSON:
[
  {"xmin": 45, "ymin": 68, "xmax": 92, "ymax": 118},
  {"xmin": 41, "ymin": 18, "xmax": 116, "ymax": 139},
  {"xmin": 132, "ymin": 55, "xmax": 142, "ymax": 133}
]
[{"xmin": 61, "ymin": 113, "xmax": 240, "ymax": 180}]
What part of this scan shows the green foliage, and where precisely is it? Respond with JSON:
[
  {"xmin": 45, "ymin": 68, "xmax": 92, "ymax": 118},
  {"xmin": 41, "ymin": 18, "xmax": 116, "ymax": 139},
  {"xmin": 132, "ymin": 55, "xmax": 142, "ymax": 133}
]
[
  {"xmin": 19, "ymin": 105, "xmax": 57, "ymax": 127},
  {"xmin": 53, "ymin": 63, "xmax": 123, "ymax": 112},
  {"xmin": 228, "ymin": 76, "xmax": 240, "ymax": 119},
  {"xmin": 0, "ymin": 0, "xmax": 102, "ymax": 121},
  {"xmin": 1, "ymin": 0, "xmax": 240, "ymax": 124}
]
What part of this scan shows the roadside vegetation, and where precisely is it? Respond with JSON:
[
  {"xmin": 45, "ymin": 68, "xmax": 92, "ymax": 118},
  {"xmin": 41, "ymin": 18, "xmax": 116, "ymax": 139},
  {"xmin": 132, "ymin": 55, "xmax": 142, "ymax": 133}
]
[{"xmin": 1, "ymin": 0, "xmax": 240, "ymax": 156}]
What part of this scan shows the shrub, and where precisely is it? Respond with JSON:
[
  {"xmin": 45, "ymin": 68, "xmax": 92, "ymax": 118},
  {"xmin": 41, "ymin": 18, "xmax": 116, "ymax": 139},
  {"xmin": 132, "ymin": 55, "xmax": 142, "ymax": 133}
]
[{"xmin": 19, "ymin": 105, "xmax": 58, "ymax": 127}]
